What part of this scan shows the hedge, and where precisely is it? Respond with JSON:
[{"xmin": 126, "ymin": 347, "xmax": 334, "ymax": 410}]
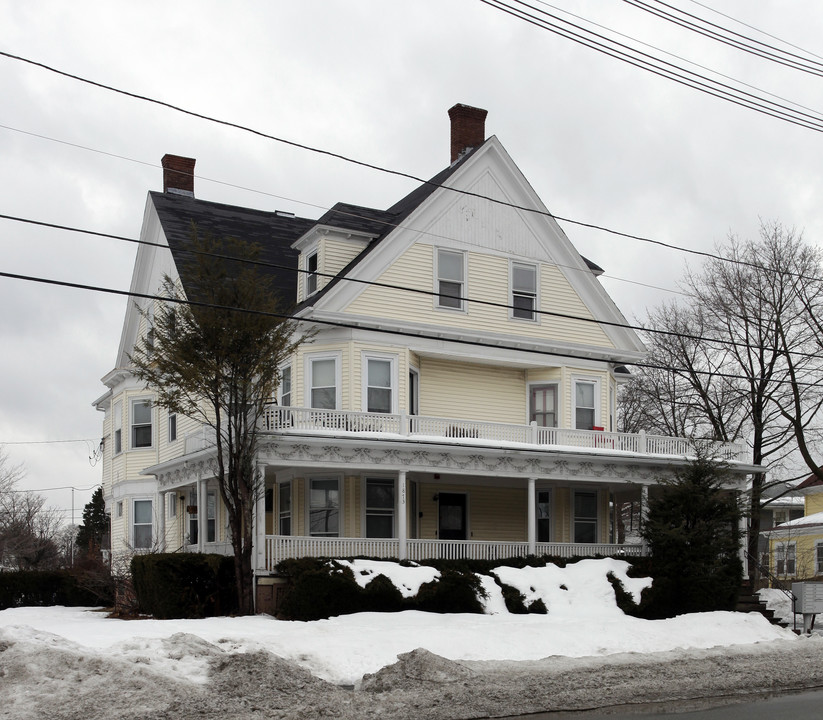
[{"xmin": 0, "ymin": 570, "xmax": 108, "ymax": 610}]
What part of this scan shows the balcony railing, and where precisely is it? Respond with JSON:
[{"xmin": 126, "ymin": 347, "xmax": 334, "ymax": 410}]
[
  {"xmin": 260, "ymin": 406, "xmax": 747, "ymax": 461},
  {"xmin": 260, "ymin": 535, "xmax": 645, "ymax": 571}
]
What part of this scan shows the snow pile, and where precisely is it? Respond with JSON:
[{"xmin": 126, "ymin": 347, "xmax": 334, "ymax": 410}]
[{"xmin": 335, "ymin": 559, "xmax": 440, "ymax": 597}]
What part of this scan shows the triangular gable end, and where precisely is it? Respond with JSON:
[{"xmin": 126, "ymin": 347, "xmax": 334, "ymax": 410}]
[{"xmin": 310, "ymin": 136, "xmax": 645, "ymax": 355}]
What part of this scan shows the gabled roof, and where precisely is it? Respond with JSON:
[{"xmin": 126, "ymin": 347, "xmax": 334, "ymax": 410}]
[{"xmin": 150, "ymin": 191, "xmax": 314, "ymax": 303}]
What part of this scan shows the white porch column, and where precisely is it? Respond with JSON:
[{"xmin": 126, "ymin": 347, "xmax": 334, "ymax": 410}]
[
  {"xmin": 158, "ymin": 492, "xmax": 166, "ymax": 552},
  {"xmin": 527, "ymin": 477, "xmax": 536, "ymax": 555},
  {"xmin": 640, "ymin": 484, "xmax": 649, "ymax": 553},
  {"xmin": 397, "ymin": 471, "xmax": 408, "ymax": 561},
  {"xmin": 197, "ymin": 478, "xmax": 206, "ymax": 553},
  {"xmin": 254, "ymin": 465, "xmax": 267, "ymax": 572}
]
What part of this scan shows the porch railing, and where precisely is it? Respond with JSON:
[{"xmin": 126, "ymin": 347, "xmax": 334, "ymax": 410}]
[
  {"xmin": 261, "ymin": 406, "xmax": 747, "ymax": 461},
  {"xmin": 261, "ymin": 535, "xmax": 645, "ymax": 571}
]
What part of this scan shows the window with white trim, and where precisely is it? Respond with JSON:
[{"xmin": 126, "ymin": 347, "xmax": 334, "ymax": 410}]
[
  {"xmin": 309, "ymin": 357, "xmax": 337, "ymax": 409},
  {"xmin": 113, "ymin": 401, "xmax": 122, "ymax": 454},
  {"xmin": 309, "ymin": 478, "xmax": 340, "ymax": 537},
  {"xmin": 776, "ymin": 542, "xmax": 796, "ymax": 576},
  {"xmin": 279, "ymin": 365, "xmax": 292, "ymax": 407},
  {"xmin": 167, "ymin": 493, "xmax": 177, "ymax": 518},
  {"xmin": 537, "ymin": 489, "xmax": 551, "ymax": 543},
  {"xmin": 364, "ymin": 356, "xmax": 394, "ymax": 414},
  {"xmin": 365, "ymin": 478, "xmax": 395, "ymax": 538},
  {"xmin": 206, "ymin": 491, "xmax": 216, "ymax": 543},
  {"xmin": 573, "ymin": 491, "xmax": 598, "ymax": 544},
  {"xmin": 817, "ymin": 542, "xmax": 823, "ymax": 575},
  {"xmin": 436, "ymin": 248, "xmax": 465, "ymax": 310},
  {"xmin": 574, "ymin": 380, "xmax": 597, "ymax": 430},
  {"xmin": 131, "ymin": 399, "xmax": 153, "ymax": 449},
  {"xmin": 279, "ymin": 482, "xmax": 291, "ymax": 536},
  {"xmin": 132, "ymin": 499, "xmax": 153, "ymax": 549},
  {"xmin": 511, "ymin": 262, "xmax": 537, "ymax": 320},
  {"xmin": 530, "ymin": 384, "xmax": 558, "ymax": 428},
  {"xmin": 306, "ymin": 251, "xmax": 318, "ymax": 296},
  {"xmin": 116, "ymin": 501, "xmax": 123, "ymax": 518},
  {"xmin": 168, "ymin": 412, "xmax": 177, "ymax": 443}
]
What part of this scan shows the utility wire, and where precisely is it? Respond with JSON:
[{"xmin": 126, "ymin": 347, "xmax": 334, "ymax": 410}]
[
  {"xmin": 4, "ymin": 211, "xmax": 818, "ymax": 360},
  {"xmin": 624, "ymin": 0, "xmax": 823, "ymax": 77},
  {"xmin": 0, "ymin": 48, "xmax": 820, "ymax": 263},
  {"xmin": 479, "ymin": 0, "xmax": 823, "ymax": 131},
  {"xmin": 0, "ymin": 265, "xmax": 819, "ymax": 388}
]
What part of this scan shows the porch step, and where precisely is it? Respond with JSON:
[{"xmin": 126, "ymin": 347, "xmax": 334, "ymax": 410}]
[{"xmin": 736, "ymin": 582, "xmax": 783, "ymax": 627}]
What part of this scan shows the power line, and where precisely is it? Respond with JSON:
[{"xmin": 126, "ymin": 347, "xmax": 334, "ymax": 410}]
[
  {"xmin": 3, "ymin": 211, "xmax": 811, "ymax": 360},
  {"xmin": 0, "ymin": 48, "xmax": 818, "ymax": 273},
  {"xmin": 0, "ymin": 438, "xmax": 97, "ymax": 445},
  {"xmin": 0, "ymin": 264, "xmax": 819, "ymax": 388},
  {"xmin": 479, "ymin": 0, "xmax": 823, "ymax": 132}
]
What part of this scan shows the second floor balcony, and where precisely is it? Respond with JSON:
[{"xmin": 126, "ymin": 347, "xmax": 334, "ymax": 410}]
[{"xmin": 251, "ymin": 406, "xmax": 748, "ymax": 463}]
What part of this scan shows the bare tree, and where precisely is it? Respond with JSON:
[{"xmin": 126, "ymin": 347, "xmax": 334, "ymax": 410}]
[
  {"xmin": 622, "ymin": 223, "xmax": 823, "ymax": 578},
  {"xmin": 129, "ymin": 231, "xmax": 310, "ymax": 614}
]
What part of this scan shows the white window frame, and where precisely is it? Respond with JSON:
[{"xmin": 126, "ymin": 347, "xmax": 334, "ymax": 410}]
[
  {"xmin": 361, "ymin": 353, "xmax": 398, "ymax": 414},
  {"xmin": 572, "ymin": 490, "xmax": 599, "ymax": 544},
  {"xmin": 307, "ymin": 476, "xmax": 342, "ymax": 537},
  {"xmin": 408, "ymin": 366, "xmax": 420, "ymax": 416},
  {"xmin": 130, "ymin": 398, "xmax": 153, "ymax": 449},
  {"xmin": 435, "ymin": 247, "xmax": 467, "ymax": 311},
  {"xmin": 536, "ymin": 487, "xmax": 552, "ymax": 543},
  {"xmin": 112, "ymin": 401, "xmax": 123, "ymax": 455},
  {"xmin": 206, "ymin": 490, "xmax": 217, "ymax": 543},
  {"xmin": 363, "ymin": 477, "xmax": 396, "ymax": 539},
  {"xmin": 167, "ymin": 492, "xmax": 177, "ymax": 519},
  {"xmin": 775, "ymin": 542, "xmax": 796, "ymax": 576},
  {"xmin": 304, "ymin": 352, "xmax": 342, "ymax": 410},
  {"xmin": 572, "ymin": 378, "xmax": 601, "ymax": 431},
  {"xmin": 132, "ymin": 498, "xmax": 153, "ymax": 550},
  {"xmin": 168, "ymin": 411, "xmax": 177, "ymax": 443},
  {"xmin": 305, "ymin": 250, "xmax": 319, "ymax": 297},
  {"xmin": 278, "ymin": 481, "xmax": 292, "ymax": 536},
  {"xmin": 528, "ymin": 382, "xmax": 559, "ymax": 428},
  {"xmin": 510, "ymin": 261, "xmax": 539, "ymax": 322},
  {"xmin": 116, "ymin": 501, "xmax": 123, "ymax": 518},
  {"xmin": 279, "ymin": 364, "xmax": 293, "ymax": 407}
]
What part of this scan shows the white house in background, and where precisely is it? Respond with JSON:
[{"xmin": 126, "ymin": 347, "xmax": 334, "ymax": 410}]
[{"xmin": 93, "ymin": 104, "xmax": 757, "ymax": 599}]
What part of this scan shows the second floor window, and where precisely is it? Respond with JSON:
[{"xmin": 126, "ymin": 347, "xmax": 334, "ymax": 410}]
[
  {"xmin": 366, "ymin": 358, "xmax": 392, "ymax": 413},
  {"xmin": 113, "ymin": 401, "xmax": 122, "ymax": 454},
  {"xmin": 168, "ymin": 412, "xmax": 177, "ymax": 443},
  {"xmin": 530, "ymin": 385, "xmax": 557, "ymax": 428},
  {"xmin": 280, "ymin": 366, "xmax": 292, "ymax": 407},
  {"xmin": 437, "ymin": 248, "xmax": 464, "ymax": 309},
  {"xmin": 512, "ymin": 262, "xmax": 537, "ymax": 320},
  {"xmin": 131, "ymin": 399, "xmax": 152, "ymax": 448},
  {"xmin": 310, "ymin": 358, "xmax": 336, "ymax": 409},
  {"xmin": 574, "ymin": 381, "xmax": 596, "ymax": 430}
]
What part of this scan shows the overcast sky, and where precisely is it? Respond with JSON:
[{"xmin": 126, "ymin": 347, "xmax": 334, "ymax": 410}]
[{"xmin": 2, "ymin": 0, "xmax": 822, "ymax": 520}]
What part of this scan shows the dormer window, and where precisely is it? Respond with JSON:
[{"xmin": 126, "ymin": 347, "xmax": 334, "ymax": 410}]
[{"xmin": 306, "ymin": 252, "xmax": 318, "ymax": 296}]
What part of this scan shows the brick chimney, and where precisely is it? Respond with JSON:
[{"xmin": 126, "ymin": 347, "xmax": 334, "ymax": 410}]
[
  {"xmin": 448, "ymin": 104, "xmax": 488, "ymax": 163},
  {"xmin": 161, "ymin": 154, "xmax": 196, "ymax": 196}
]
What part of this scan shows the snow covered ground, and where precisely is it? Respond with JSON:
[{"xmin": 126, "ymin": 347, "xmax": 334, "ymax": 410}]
[{"xmin": 1, "ymin": 559, "xmax": 821, "ymax": 720}]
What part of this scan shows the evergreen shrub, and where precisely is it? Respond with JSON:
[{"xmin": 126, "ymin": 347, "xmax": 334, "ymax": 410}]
[
  {"xmin": 0, "ymin": 570, "xmax": 104, "ymax": 610},
  {"xmin": 130, "ymin": 553, "xmax": 237, "ymax": 619},
  {"xmin": 415, "ymin": 569, "xmax": 485, "ymax": 614}
]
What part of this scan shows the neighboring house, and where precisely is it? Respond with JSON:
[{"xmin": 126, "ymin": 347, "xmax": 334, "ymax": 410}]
[
  {"xmin": 763, "ymin": 474, "xmax": 823, "ymax": 581},
  {"xmin": 93, "ymin": 104, "xmax": 756, "ymax": 600}
]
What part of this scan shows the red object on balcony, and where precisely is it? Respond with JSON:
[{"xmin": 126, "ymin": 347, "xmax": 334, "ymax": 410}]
[{"xmin": 592, "ymin": 426, "xmax": 605, "ymax": 432}]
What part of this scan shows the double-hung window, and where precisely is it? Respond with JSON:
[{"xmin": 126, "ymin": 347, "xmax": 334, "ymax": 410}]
[
  {"xmin": 365, "ymin": 357, "xmax": 393, "ymax": 414},
  {"xmin": 306, "ymin": 252, "xmax": 318, "ymax": 296},
  {"xmin": 512, "ymin": 262, "xmax": 537, "ymax": 320},
  {"xmin": 113, "ymin": 401, "xmax": 122, "ymax": 454},
  {"xmin": 573, "ymin": 491, "xmax": 598, "ymax": 544},
  {"xmin": 280, "ymin": 366, "xmax": 292, "ymax": 407},
  {"xmin": 132, "ymin": 499, "xmax": 153, "ymax": 549},
  {"xmin": 279, "ymin": 482, "xmax": 292, "ymax": 535},
  {"xmin": 574, "ymin": 381, "xmax": 597, "ymax": 430},
  {"xmin": 365, "ymin": 478, "xmax": 395, "ymax": 538},
  {"xmin": 309, "ymin": 357, "xmax": 337, "ymax": 409},
  {"xmin": 776, "ymin": 543, "xmax": 796, "ymax": 575},
  {"xmin": 168, "ymin": 412, "xmax": 177, "ymax": 443},
  {"xmin": 309, "ymin": 478, "xmax": 340, "ymax": 537},
  {"xmin": 436, "ymin": 248, "xmax": 465, "ymax": 310},
  {"xmin": 131, "ymin": 399, "xmax": 153, "ymax": 448}
]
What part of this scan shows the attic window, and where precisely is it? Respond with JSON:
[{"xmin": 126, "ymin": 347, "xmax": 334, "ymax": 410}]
[
  {"xmin": 436, "ymin": 249, "xmax": 465, "ymax": 310},
  {"xmin": 306, "ymin": 252, "xmax": 318, "ymax": 296},
  {"xmin": 511, "ymin": 262, "xmax": 537, "ymax": 320}
]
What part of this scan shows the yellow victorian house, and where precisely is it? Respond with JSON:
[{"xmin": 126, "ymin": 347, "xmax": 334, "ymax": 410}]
[{"xmin": 94, "ymin": 104, "xmax": 756, "ymax": 603}]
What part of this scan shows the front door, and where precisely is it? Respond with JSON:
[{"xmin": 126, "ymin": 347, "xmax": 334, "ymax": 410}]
[{"xmin": 438, "ymin": 493, "xmax": 467, "ymax": 541}]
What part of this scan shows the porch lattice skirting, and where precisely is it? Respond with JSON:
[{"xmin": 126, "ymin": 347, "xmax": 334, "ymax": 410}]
[{"xmin": 261, "ymin": 536, "xmax": 645, "ymax": 571}]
